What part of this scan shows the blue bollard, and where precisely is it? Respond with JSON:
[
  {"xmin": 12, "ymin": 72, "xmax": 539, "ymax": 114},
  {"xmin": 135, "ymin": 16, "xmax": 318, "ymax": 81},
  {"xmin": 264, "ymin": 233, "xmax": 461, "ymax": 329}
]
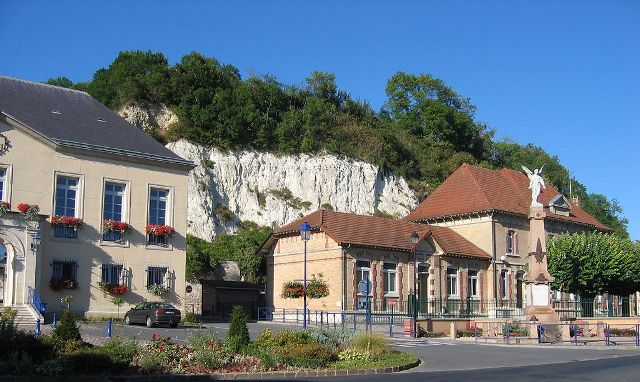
[
  {"xmin": 35, "ymin": 318, "xmax": 41, "ymax": 337},
  {"xmin": 106, "ymin": 319, "xmax": 112, "ymax": 338},
  {"xmin": 52, "ymin": 313, "xmax": 57, "ymax": 327}
]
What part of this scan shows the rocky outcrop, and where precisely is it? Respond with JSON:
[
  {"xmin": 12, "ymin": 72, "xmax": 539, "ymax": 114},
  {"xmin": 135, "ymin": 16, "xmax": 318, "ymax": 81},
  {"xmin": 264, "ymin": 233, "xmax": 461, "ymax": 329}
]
[
  {"xmin": 118, "ymin": 103, "xmax": 178, "ymax": 132},
  {"xmin": 167, "ymin": 140, "xmax": 418, "ymax": 240}
]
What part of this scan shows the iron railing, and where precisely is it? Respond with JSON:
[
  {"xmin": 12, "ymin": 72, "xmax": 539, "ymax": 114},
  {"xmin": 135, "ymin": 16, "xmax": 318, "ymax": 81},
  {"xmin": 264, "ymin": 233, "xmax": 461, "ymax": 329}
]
[
  {"xmin": 357, "ymin": 298, "xmax": 525, "ymax": 319},
  {"xmin": 27, "ymin": 286, "xmax": 46, "ymax": 316},
  {"xmin": 553, "ymin": 296, "xmax": 637, "ymax": 318}
]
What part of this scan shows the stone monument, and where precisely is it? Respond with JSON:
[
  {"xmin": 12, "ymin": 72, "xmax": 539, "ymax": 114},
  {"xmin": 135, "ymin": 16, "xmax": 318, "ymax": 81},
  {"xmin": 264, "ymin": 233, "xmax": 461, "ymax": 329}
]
[{"xmin": 522, "ymin": 165, "xmax": 560, "ymax": 323}]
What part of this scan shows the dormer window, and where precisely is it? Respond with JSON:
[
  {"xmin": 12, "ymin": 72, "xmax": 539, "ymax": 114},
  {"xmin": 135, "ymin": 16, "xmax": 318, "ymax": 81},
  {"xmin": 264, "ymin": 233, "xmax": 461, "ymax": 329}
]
[{"xmin": 548, "ymin": 195, "xmax": 572, "ymax": 217}]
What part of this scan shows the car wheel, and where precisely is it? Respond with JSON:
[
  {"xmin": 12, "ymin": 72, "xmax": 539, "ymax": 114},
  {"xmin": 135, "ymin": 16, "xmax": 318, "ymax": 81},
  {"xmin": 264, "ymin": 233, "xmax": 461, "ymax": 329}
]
[
  {"xmin": 125, "ymin": 315, "xmax": 131, "ymax": 325},
  {"xmin": 146, "ymin": 316, "xmax": 154, "ymax": 328},
  {"xmin": 170, "ymin": 322, "xmax": 178, "ymax": 328}
]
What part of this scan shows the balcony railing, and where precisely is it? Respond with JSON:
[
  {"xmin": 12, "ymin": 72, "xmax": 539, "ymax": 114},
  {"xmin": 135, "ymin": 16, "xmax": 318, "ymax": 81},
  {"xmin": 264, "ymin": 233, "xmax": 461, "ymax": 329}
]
[{"xmin": 53, "ymin": 225, "xmax": 77, "ymax": 239}]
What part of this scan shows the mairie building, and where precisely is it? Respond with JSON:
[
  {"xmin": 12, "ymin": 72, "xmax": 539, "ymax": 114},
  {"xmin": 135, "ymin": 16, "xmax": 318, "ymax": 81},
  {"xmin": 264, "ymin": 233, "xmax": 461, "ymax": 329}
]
[
  {"xmin": 0, "ymin": 76, "xmax": 194, "ymax": 322},
  {"xmin": 261, "ymin": 163, "xmax": 611, "ymax": 317}
]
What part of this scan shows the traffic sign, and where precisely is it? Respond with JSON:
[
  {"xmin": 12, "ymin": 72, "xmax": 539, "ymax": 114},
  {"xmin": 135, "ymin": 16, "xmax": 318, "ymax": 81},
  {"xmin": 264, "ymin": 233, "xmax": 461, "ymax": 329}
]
[{"xmin": 357, "ymin": 279, "xmax": 371, "ymax": 294}]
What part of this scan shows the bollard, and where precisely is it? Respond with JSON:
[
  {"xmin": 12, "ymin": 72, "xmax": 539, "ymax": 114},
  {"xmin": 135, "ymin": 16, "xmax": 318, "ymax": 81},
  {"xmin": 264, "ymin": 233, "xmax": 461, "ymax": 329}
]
[
  {"xmin": 52, "ymin": 313, "xmax": 57, "ymax": 327},
  {"xmin": 35, "ymin": 318, "xmax": 41, "ymax": 337},
  {"xmin": 106, "ymin": 319, "xmax": 112, "ymax": 338}
]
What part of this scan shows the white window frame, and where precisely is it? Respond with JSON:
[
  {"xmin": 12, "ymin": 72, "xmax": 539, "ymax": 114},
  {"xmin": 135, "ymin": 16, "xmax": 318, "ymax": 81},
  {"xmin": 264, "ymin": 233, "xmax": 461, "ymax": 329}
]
[
  {"xmin": 468, "ymin": 270, "xmax": 479, "ymax": 298},
  {"xmin": 0, "ymin": 165, "xmax": 12, "ymax": 203},
  {"xmin": 447, "ymin": 268, "xmax": 459, "ymax": 298},
  {"xmin": 355, "ymin": 259, "xmax": 371, "ymax": 310},
  {"xmin": 53, "ymin": 172, "xmax": 83, "ymax": 218},
  {"xmin": 101, "ymin": 179, "xmax": 131, "ymax": 245},
  {"xmin": 383, "ymin": 262, "xmax": 397, "ymax": 295},
  {"xmin": 500, "ymin": 269, "xmax": 509, "ymax": 299},
  {"xmin": 101, "ymin": 263, "xmax": 124, "ymax": 285},
  {"xmin": 146, "ymin": 265, "xmax": 169, "ymax": 288},
  {"xmin": 147, "ymin": 185, "xmax": 172, "ymax": 226},
  {"xmin": 506, "ymin": 230, "xmax": 516, "ymax": 254}
]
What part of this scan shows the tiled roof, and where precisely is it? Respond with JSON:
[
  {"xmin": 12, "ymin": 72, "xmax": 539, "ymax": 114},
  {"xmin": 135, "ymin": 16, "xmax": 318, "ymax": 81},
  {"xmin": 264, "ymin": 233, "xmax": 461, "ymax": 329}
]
[
  {"xmin": 276, "ymin": 209, "xmax": 490, "ymax": 259},
  {"xmin": 406, "ymin": 164, "xmax": 610, "ymax": 231},
  {"xmin": 0, "ymin": 76, "xmax": 193, "ymax": 168}
]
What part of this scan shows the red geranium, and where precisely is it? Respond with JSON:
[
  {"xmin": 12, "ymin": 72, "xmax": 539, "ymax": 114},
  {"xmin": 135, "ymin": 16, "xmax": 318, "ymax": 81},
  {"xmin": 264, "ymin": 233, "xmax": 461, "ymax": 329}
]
[
  {"xmin": 102, "ymin": 219, "xmax": 130, "ymax": 232},
  {"xmin": 145, "ymin": 224, "xmax": 175, "ymax": 237},
  {"xmin": 17, "ymin": 203, "xmax": 34, "ymax": 214},
  {"xmin": 50, "ymin": 215, "xmax": 83, "ymax": 227}
]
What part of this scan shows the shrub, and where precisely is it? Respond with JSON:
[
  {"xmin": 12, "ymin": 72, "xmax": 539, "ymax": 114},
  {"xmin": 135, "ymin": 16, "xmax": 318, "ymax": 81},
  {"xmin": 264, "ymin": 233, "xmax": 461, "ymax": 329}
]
[
  {"xmin": 0, "ymin": 350, "xmax": 36, "ymax": 375},
  {"xmin": 138, "ymin": 349, "xmax": 169, "ymax": 373},
  {"xmin": 254, "ymin": 328, "xmax": 277, "ymax": 348},
  {"xmin": 36, "ymin": 358, "xmax": 71, "ymax": 376},
  {"xmin": 188, "ymin": 330, "xmax": 221, "ymax": 350},
  {"xmin": 183, "ymin": 312, "xmax": 200, "ymax": 323},
  {"xmin": 337, "ymin": 348, "xmax": 372, "ymax": 361},
  {"xmin": 100, "ymin": 337, "xmax": 138, "ymax": 366},
  {"xmin": 349, "ymin": 332, "xmax": 390, "ymax": 356},
  {"xmin": 194, "ymin": 347, "xmax": 232, "ymax": 369},
  {"xmin": 278, "ymin": 342, "xmax": 335, "ymax": 368},
  {"xmin": 52, "ymin": 310, "xmax": 81, "ymax": 342},
  {"xmin": 60, "ymin": 349, "xmax": 114, "ymax": 374},
  {"xmin": 226, "ymin": 305, "xmax": 250, "ymax": 352},
  {"xmin": 274, "ymin": 329, "xmax": 311, "ymax": 346},
  {"xmin": 305, "ymin": 327, "xmax": 354, "ymax": 349}
]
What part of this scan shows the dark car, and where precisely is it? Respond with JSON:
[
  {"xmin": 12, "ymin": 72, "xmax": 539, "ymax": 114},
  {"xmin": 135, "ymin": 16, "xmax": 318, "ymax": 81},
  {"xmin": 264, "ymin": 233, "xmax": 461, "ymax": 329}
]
[{"xmin": 124, "ymin": 302, "xmax": 181, "ymax": 328}]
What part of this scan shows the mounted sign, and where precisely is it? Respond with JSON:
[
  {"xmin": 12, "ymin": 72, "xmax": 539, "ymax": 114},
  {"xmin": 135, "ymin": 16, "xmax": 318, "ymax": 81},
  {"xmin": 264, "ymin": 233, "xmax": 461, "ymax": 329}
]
[
  {"xmin": 357, "ymin": 279, "xmax": 371, "ymax": 295},
  {"xmin": 186, "ymin": 285, "xmax": 193, "ymax": 293}
]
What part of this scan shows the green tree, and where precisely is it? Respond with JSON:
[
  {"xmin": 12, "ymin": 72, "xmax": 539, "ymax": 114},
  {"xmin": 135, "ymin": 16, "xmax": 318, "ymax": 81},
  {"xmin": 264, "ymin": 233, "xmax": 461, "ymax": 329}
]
[
  {"xmin": 547, "ymin": 232, "xmax": 640, "ymax": 297},
  {"xmin": 46, "ymin": 77, "xmax": 73, "ymax": 88},
  {"xmin": 52, "ymin": 310, "xmax": 82, "ymax": 341},
  {"xmin": 226, "ymin": 305, "xmax": 250, "ymax": 352}
]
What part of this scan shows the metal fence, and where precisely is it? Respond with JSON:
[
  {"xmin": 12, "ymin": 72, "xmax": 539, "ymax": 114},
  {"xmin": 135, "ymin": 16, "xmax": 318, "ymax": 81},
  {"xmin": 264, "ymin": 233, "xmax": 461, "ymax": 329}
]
[{"xmin": 553, "ymin": 296, "xmax": 638, "ymax": 318}]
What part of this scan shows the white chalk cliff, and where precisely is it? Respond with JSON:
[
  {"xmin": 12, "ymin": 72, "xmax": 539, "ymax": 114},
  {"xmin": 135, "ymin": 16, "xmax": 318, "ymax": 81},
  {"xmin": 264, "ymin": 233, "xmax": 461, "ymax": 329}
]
[{"xmin": 121, "ymin": 104, "xmax": 418, "ymax": 240}]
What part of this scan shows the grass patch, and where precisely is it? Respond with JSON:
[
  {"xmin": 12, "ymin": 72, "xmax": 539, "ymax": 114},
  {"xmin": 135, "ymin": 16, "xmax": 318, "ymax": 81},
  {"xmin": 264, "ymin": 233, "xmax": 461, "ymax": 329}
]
[{"xmin": 331, "ymin": 351, "xmax": 417, "ymax": 370}]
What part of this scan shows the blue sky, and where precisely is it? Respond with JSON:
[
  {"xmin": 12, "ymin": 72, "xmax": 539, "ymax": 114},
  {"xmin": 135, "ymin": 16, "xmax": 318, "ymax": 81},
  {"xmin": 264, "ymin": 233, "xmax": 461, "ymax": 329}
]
[{"xmin": 1, "ymin": 1, "xmax": 638, "ymax": 239}]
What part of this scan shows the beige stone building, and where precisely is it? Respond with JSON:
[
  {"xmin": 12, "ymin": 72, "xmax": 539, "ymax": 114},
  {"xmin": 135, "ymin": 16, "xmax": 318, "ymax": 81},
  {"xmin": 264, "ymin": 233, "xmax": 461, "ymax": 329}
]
[
  {"xmin": 261, "ymin": 164, "xmax": 609, "ymax": 316},
  {"xmin": 0, "ymin": 76, "xmax": 194, "ymax": 321}
]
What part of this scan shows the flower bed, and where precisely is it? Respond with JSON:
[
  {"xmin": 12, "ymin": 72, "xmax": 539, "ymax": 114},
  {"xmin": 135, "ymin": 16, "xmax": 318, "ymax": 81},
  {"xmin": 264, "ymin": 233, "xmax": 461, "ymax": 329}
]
[{"xmin": 607, "ymin": 328, "xmax": 637, "ymax": 337}]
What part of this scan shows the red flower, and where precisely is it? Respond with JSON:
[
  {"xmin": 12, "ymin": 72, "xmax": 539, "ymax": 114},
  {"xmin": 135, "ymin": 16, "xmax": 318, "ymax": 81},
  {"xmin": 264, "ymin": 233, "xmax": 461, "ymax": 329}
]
[
  {"xmin": 17, "ymin": 203, "xmax": 31, "ymax": 214},
  {"xmin": 102, "ymin": 220, "xmax": 130, "ymax": 232},
  {"xmin": 145, "ymin": 224, "xmax": 175, "ymax": 237},
  {"xmin": 50, "ymin": 215, "xmax": 83, "ymax": 227}
]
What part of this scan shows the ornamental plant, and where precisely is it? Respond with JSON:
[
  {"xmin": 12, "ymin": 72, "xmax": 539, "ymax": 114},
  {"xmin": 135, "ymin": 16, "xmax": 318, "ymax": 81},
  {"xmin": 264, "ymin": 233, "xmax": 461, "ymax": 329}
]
[
  {"xmin": 102, "ymin": 219, "xmax": 130, "ymax": 232},
  {"xmin": 306, "ymin": 274, "xmax": 330, "ymax": 299},
  {"xmin": 98, "ymin": 281, "xmax": 128, "ymax": 296},
  {"xmin": 17, "ymin": 203, "xmax": 40, "ymax": 220},
  {"xmin": 145, "ymin": 224, "xmax": 175, "ymax": 237},
  {"xmin": 50, "ymin": 215, "xmax": 84, "ymax": 227},
  {"xmin": 281, "ymin": 281, "xmax": 304, "ymax": 299},
  {"xmin": 49, "ymin": 278, "xmax": 77, "ymax": 290},
  {"xmin": 148, "ymin": 284, "xmax": 169, "ymax": 296},
  {"xmin": 0, "ymin": 201, "xmax": 10, "ymax": 215}
]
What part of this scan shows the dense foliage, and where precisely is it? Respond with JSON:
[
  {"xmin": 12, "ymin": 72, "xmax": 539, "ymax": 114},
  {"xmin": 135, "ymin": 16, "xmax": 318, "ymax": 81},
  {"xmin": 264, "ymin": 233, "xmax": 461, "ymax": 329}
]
[
  {"xmin": 185, "ymin": 223, "xmax": 271, "ymax": 283},
  {"xmin": 48, "ymin": 50, "xmax": 628, "ymax": 237},
  {"xmin": 547, "ymin": 232, "xmax": 640, "ymax": 297}
]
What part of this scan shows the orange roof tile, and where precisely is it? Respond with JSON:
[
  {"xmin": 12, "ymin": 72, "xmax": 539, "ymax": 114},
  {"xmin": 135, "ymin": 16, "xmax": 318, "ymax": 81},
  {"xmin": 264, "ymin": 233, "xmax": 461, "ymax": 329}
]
[
  {"xmin": 276, "ymin": 209, "xmax": 490, "ymax": 259},
  {"xmin": 406, "ymin": 164, "xmax": 610, "ymax": 231}
]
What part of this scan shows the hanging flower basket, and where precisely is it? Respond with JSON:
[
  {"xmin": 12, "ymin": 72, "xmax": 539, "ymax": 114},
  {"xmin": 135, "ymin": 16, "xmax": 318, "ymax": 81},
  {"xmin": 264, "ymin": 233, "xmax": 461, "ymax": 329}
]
[
  {"xmin": 49, "ymin": 278, "xmax": 77, "ymax": 291},
  {"xmin": 102, "ymin": 219, "xmax": 130, "ymax": 232},
  {"xmin": 145, "ymin": 224, "xmax": 175, "ymax": 237},
  {"xmin": 98, "ymin": 281, "xmax": 128, "ymax": 296},
  {"xmin": 17, "ymin": 203, "xmax": 40, "ymax": 220},
  {"xmin": 281, "ymin": 281, "xmax": 305, "ymax": 298},
  {"xmin": 0, "ymin": 201, "xmax": 10, "ymax": 216},
  {"xmin": 50, "ymin": 215, "xmax": 84, "ymax": 228}
]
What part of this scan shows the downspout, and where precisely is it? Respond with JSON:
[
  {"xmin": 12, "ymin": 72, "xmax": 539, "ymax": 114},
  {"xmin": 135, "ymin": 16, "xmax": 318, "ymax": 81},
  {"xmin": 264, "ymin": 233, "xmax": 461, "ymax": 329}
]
[
  {"xmin": 343, "ymin": 244, "xmax": 350, "ymax": 311},
  {"xmin": 491, "ymin": 213, "xmax": 498, "ymax": 307}
]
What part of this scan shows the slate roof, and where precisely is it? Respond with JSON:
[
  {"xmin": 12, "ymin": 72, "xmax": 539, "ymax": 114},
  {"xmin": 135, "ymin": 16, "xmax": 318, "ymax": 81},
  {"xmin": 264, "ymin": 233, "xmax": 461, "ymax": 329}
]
[
  {"xmin": 275, "ymin": 209, "xmax": 489, "ymax": 259},
  {"xmin": 406, "ymin": 163, "xmax": 610, "ymax": 231},
  {"xmin": 0, "ymin": 76, "xmax": 193, "ymax": 168}
]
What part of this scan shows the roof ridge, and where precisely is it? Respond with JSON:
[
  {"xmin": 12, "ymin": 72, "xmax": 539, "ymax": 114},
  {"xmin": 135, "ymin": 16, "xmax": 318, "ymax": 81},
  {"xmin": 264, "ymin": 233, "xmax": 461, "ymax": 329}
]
[
  {"xmin": 0, "ymin": 75, "xmax": 89, "ymax": 96},
  {"xmin": 464, "ymin": 165, "xmax": 492, "ymax": 208}
]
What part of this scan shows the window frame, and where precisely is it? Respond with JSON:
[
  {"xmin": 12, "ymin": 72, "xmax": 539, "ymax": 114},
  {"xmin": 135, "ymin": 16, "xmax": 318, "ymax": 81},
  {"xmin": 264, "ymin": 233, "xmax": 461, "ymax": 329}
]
[
  {"xmin": 383, "ymin": 262, "xmax": 397, "ymax": 295},
  {"xmin": 447, "ymin": 267, "xmax": 459, "ymax": 298},
  {"xmin": 53, "ymin": 173, "xmax": 82, "ymax": 218},
  {"xmin": 355, "ymin": 259, "xmax": 371, "ymax": 310},
  {"xmin": 468, "ymin": 269, "xmax": 479, "ymax": 298},
  {"xmin": 146, "ymin": 266, "xmax": 168, "ymax": 287},
  {"xmin": 51, "ymin": 260, "xmax": 77, "ymax": 282},
  {"xmin": 146, "ymin": 184, "xmax": 174, "ymax": 248},
  {"xmin": 0, "ymin": 164, "xmax": 12, "ymax": 203},
  {"xmin": 101, "ymin": 179, "xmax": 130, "ymax": 244},
  {"xmin": 101, "ymin": 263, "xmax": 124, "ymax": 285},
  {"xmin": 506, "ymin": 230, "xmax": 516, "ymax": 254},
  {"xmin": 500, "ymin": 269, "xmax": 509, "ymax": 299}
]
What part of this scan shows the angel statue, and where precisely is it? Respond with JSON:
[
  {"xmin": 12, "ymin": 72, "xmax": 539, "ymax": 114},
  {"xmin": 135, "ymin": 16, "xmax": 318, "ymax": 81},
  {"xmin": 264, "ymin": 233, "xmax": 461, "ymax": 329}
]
[{"xmin": 521, "ymin": 164, "xmax": 546, "ymax": 206}]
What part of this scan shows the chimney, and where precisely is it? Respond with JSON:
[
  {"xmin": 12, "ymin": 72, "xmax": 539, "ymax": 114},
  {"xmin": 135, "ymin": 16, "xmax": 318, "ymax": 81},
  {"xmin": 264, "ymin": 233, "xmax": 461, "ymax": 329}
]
[{"xmin": 572, "ymin": 195, "xmax": 580, "ymax": 207}]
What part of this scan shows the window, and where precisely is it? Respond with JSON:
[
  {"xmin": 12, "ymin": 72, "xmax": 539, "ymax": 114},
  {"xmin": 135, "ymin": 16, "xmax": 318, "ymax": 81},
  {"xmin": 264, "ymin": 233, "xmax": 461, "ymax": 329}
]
[
  {"xmin": 0, "ymin": 168, "xmax": 6, "ymax": 201},
  {"xmin": 101, "ymin": 264, "xmax": 123, "ymax": 284},
  {"xmin": 52, "ymin": 260, "xmax": 77, "ymax": 282},
  {"xmin": 506, "ymin": 230, "xmax": 515, "ymax": 254},
  {"xmin": 147, "ymin": 266, "xmax": 167, "ymax": 286},
  {"xmin": 383, "ymin": 263, "xmax": 397, "ymax": 294},
  {"xmin": 468, "ymin": 270, "xmax": 479, "ymax": 298},
  {"xmin": 355, "ymin": 260, "xmax": 371, "ymax": 310},
  {"xmin": 447, "ymin": 268, "xmax": 458, "ymax": 297},
  {"xmin": 55, "ymin": 176, "xmax": 78, "ymax": 216},
  {"xmin": 148, "ymin": 188, "xmax": 168, "ymax": 225},
  {"xmin": 103, "ymin": 182, "xmax": 126, "ymax": 242},
  {"xmin": 500, "ymin": 269, "xmax": 509, "ymax": 299}
]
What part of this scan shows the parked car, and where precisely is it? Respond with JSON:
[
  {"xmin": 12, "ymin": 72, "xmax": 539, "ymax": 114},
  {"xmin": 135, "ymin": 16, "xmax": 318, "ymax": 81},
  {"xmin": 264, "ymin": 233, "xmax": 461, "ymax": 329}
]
[{"xmin": 124, "ymin": 302, "xmax": 181, "ymax": 328}]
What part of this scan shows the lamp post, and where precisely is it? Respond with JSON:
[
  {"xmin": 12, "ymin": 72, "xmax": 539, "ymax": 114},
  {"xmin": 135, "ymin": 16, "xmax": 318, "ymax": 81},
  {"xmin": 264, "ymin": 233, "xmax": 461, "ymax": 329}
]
[
  {"xmin": 299, "ymin": 221, "xmax": 312, "ymax": 329},
  {"xmin": 410, "ymin": 231, "xmax": 420, "ymax": 338}
]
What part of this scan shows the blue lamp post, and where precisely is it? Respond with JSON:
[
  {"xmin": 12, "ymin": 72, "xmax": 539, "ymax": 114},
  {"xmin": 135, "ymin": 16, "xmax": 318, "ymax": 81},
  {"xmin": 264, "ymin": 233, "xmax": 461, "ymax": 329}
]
[{"xmin": 299, "ymin": 221, "xmax": 312, "ymax": 329}]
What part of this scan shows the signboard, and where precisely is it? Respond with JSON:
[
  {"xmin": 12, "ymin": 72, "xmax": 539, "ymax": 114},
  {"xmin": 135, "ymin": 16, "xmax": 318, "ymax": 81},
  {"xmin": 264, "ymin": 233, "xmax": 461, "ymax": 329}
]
[
  {"xmin": 532, "ymin": 284, "xmax": 549, "ymax": 306},
  {"xmin": 186, "ymin": 285, "xmax": 193, "ymax": 293},
  {"xmin": 357, "ymin": 279, "xmax": 371, "ymax": 295},
  {"xmin": 403, "ymin": 318, "xmax": 413, "ymax": 336}
]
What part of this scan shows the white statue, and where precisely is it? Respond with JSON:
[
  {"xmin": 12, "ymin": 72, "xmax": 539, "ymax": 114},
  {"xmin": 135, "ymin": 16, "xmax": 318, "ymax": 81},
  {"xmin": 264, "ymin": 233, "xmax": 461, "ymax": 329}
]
[{"xmin": 521, "ymin": 164, "xmax": 546, "ymax": 207}]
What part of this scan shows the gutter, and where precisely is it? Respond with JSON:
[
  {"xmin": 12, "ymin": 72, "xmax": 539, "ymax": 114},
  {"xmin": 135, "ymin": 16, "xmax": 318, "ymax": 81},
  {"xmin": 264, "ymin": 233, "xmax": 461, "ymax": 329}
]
[{"xmin": 491, "ymin": 213, "xmax": 498, "ymax": 307}]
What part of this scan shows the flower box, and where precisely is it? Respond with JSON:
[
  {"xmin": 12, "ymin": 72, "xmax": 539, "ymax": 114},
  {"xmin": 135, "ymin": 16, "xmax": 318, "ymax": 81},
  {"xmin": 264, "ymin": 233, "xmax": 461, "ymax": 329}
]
[
  {"xmin": 148, "ymin": 284, "xmax": 169, "ymax": 296},
  {"xmin": 98, "ymin": 282, "xmax": 128, "ymax": 296},
  {"xmin": 49, "ymin": 278, "xmax": 77, "ymax": 291},
  {"xmin": 50, "ymin": 215, "xmax": 83, "ymax": 227},
  {"xmin": 102, "ymin": 220, "xmax": 130, "ymax": 242},
  {"xmin": 17, "ymin": 203, "xmax": 40, "ymax": 220},
  {"xmin": 145, "ymin": 224, "xmax": 175, "ymax": 246}
]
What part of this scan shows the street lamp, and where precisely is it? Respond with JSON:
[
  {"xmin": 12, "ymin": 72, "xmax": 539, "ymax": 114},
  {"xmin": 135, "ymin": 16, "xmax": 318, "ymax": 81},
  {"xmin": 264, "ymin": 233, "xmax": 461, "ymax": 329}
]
[
  {"xmin": 410, "ymin": 231, "xmax": 420, "ymax": 338},
  {"xmin": 299, "ymin": 221, "xmax": 312, "ymax": 329},
  {"xmin": 30, "ymin": 233, "xmax": 42, "ymax": 253}
]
